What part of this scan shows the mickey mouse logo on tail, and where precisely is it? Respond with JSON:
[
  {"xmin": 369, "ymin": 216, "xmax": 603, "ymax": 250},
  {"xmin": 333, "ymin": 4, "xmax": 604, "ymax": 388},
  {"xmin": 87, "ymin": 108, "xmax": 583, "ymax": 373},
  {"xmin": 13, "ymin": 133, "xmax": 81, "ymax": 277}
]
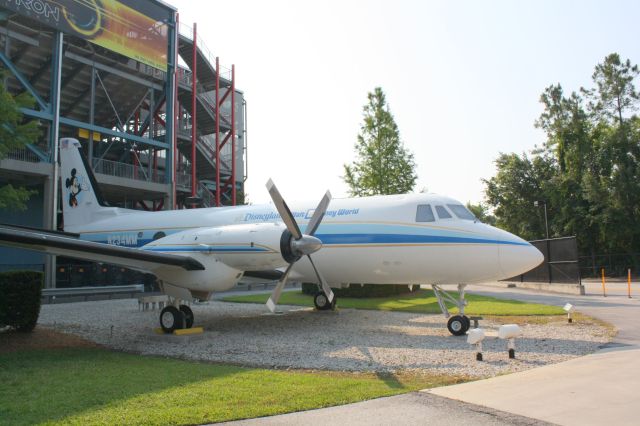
[{"xmin": 65, "ymin": 168, "xmax": 82, "ymax": 207}]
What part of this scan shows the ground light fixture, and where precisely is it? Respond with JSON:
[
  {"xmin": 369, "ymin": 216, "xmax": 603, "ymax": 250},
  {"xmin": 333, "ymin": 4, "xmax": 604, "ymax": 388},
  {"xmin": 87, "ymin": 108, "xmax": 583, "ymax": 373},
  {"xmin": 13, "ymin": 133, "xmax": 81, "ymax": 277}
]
[
  {"xmin": 467, "ymin": 328, "xmax": 485, "ymax": 361},
  {"xmin": 563, "ymin": 303, "xmax": 575, "ymax": 323},
  {"xmin": 498, "ymin": 324, "xmax": 521, "ymax": 359}
]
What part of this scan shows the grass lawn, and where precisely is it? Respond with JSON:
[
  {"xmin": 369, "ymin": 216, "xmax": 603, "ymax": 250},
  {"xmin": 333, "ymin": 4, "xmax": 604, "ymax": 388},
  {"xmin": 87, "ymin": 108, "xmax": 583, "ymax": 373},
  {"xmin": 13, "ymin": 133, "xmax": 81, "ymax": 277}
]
[
  {"xmin": 0, "ymin": 347, "xmax": 468, "ymax": 426},
  {"xmin": 223, "ymin": 289, "xmax": 565, "ymax": 316}
]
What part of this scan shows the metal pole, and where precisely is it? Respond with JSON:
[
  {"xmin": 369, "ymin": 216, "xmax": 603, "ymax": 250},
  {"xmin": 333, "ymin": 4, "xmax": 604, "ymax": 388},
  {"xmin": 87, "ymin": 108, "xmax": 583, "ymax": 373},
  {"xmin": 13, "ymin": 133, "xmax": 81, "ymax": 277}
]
[
  {"xmin": 215, "ymin": 56, "xmax": 220, "ymax": 207},
  {"xmin": 88, "ymin": 66, "xmax": 95, "ymax": 164},
  {"xmin": 46, "ymin": 30, "xmax": 63, "ymax": 289},
  {"xmin": 166, "ymin": 11, "xmax": 178, "ymax": 210},
  {"xmin": 191, "ymin": 22, "xmax": 197, "ymax": 199},
  {"xmin": 231, "ymin": 64, "xmax": 236, "ymax": 205},
  {"xmin": 543, "ymin": 202, "xmax": 549, "ymax": 240}
]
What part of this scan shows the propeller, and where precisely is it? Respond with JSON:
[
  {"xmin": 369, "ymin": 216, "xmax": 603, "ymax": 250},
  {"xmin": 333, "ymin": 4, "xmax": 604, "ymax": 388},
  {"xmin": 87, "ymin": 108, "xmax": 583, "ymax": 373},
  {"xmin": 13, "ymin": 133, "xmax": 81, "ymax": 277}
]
[{"xmin": 265, "ymin": 179, "xmax": 334, "ymax": 312}]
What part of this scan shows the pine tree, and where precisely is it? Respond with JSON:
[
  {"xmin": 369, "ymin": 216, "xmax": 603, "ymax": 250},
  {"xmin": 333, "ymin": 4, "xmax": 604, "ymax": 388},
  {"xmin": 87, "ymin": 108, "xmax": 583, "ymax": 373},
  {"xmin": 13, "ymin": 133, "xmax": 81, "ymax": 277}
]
[{"xmin": 343, "ymin": 87, "xmax": 417, "ymax": 196}]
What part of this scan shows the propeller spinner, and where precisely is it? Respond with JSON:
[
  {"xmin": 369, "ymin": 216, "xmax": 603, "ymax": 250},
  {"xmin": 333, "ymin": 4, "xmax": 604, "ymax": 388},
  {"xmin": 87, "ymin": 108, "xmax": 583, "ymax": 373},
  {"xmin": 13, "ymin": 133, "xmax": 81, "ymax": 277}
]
[{"xmin": 265, "ymin": 179, "xmax": 334, "ymax": 312}]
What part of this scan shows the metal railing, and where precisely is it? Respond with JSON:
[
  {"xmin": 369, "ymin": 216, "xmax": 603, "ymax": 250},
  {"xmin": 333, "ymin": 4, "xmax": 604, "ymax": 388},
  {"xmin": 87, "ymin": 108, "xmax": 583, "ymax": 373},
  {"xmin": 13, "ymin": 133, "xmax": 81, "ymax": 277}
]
[
  {"xmin": 175, "ymin": 171, "xmax": 191, "ymax": 190},
  {"xmin": 178, "ymin": 22, "xmax": 233, "ymax": 80},
  {"xmin": 4, "ymin": 148, "xmax": 42, "ymax": 163},
  {"xmin": 92, "ymin": 158, "xmax": 165, "ymax": 184},
  {"xmin": 197, "ymin": 181, "xmax": 215, "ymax": 207}
]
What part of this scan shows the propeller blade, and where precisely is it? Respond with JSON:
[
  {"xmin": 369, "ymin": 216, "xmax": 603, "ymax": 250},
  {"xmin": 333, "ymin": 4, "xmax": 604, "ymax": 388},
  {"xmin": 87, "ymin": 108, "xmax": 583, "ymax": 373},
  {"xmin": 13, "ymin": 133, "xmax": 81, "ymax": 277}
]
[
  {"xmin": 305, "ymin": 190, "xmax": 332, "ymax": 236},
  {"xmin": 307, "ymin": 255, "xmax": 334, "ymax": 303},
  {"xmin": 266, "ymin": 263, "xmax": 294, "ymax": 313},
  {"xmin": 266, "ymin": 179, "xmax": 302, "ymax": 240}
]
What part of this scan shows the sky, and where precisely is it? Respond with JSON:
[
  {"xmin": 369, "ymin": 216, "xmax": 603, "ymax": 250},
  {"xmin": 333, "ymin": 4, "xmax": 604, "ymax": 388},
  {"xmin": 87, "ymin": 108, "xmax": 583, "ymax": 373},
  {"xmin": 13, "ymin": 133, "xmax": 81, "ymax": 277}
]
[{"xmin": 169, "ymin": 0, "xmax": 640, "ymax": 205}]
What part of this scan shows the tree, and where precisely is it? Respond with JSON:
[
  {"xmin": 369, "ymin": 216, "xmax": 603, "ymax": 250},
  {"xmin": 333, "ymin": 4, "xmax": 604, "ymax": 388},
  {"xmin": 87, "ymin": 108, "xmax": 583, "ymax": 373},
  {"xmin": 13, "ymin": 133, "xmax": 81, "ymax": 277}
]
[
  {"xmin": 582, "ymin": 53, "xmax": 639, "ymax": 125},
  {"xmin": 483, "ymin": 53, "xmax": 640, "ymax": 261},
  {"xmin": 0, "ymin": 71, "xmax": 40, "ymax": 211},
  {"xmin": 465, "ymin": 202, "xmax": 496, "ymax": 226},
  {"xmin": 343, "ymin": 87, "xmax": 417, "ymax": 196},
  {"xmin": 483, "ymin": 152, "xmax": 556, "ymax": 241}
]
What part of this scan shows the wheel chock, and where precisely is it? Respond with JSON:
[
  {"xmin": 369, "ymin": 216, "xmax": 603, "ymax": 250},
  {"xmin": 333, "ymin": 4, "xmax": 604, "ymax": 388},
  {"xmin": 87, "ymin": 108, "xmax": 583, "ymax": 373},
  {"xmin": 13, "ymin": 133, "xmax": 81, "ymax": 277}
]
[
  {"xmin": 153, "ymin": 327, "xmax": 204, "ymax": 335},
  {"xmin": 173, "ymin": 327, "xmax": 204, "ymax": 336}
]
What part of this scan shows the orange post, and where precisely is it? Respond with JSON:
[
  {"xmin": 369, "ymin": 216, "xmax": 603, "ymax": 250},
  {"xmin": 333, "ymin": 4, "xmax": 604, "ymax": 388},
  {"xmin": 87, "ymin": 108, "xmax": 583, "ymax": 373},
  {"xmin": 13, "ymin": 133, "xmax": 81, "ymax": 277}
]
[
  {"xmin": 601, "ymin": 268, "xmax": 606, "ymax": 297},
  {"xmin": 628, "ymin": 269, "xmax": 632, "ymax": 299}
]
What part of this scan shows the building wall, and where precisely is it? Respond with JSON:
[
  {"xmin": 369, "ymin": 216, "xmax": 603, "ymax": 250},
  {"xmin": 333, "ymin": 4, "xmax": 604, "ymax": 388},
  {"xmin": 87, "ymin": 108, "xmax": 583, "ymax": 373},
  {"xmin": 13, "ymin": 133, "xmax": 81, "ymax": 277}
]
[{"xmin": 0, "ymin": 184, "xmax": 45, "ymax": 271}]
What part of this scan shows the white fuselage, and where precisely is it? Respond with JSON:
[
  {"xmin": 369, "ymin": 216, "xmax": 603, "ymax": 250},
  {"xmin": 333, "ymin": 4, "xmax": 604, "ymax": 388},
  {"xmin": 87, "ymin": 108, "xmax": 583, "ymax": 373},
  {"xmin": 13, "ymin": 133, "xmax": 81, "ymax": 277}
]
[{"xmin": 66, "ymin": 193, "xmax": 543, "ymax": 294}]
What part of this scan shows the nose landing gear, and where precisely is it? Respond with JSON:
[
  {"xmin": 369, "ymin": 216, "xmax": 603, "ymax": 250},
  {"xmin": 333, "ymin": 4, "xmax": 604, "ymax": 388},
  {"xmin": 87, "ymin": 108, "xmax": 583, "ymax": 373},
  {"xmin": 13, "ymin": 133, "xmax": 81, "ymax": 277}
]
[
  {"xmin": 432, "ymin": 284, "xmax": 471, "ymax": 335},
  {"xmin": 447, "ymin": 314, "xmax": 470, "ymax": 336}
]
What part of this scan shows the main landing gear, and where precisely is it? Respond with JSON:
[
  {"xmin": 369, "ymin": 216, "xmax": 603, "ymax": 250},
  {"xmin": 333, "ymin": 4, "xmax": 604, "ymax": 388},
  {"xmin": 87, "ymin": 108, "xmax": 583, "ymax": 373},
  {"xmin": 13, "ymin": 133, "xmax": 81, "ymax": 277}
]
[
  {"xmin": 314, "ymin": 291, "xmax": 337, "ymax": 311},
  {"xmin": 432, "ymin": 284, "xmax": 471, "ymax": 336},
  {"xmin": 159, "ymin": 304, "xmax": 194, "ymax": 333}
]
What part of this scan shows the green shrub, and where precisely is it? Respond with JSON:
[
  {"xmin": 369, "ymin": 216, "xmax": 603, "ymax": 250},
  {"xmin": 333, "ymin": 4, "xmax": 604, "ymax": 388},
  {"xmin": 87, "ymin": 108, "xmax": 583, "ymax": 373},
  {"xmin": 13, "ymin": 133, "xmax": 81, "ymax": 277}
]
[
  {"xmin": 301, "ymin": 282, "xmax": 418, "ymax": 298},
  {"xmin": 0, "ymin": 270, "xmax": 43, "ymax": 332}
]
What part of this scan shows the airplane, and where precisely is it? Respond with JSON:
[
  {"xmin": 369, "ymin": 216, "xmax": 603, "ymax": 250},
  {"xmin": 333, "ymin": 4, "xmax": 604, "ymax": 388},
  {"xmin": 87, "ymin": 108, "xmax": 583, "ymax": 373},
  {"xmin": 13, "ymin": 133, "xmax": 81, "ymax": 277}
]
[{"xmin": 0, "ymin": 138, "xmax": 544, "ymax": 335}]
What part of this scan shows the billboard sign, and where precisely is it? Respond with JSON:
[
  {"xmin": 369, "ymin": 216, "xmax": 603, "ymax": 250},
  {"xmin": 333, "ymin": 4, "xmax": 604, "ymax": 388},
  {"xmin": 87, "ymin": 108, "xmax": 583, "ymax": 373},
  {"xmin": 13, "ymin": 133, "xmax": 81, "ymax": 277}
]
[{"xmin": 1, "ymin": 0, "xmax": 170, "ymax": 70}]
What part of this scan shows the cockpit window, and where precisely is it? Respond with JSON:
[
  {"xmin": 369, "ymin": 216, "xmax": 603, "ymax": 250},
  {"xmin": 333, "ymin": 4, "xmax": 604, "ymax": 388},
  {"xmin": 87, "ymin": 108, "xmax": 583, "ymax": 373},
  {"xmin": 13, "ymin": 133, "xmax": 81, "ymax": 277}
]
[
  {"xmin": 415, "ymin": 204, "xmax": 435, "ymax": 222},
  {"xmin": 435, "ymin": 205, "xmax": 452, "ymax": 219},
  {"xmin": 447, "ymin": 204, "xmax": 477, "ymax": 221}
]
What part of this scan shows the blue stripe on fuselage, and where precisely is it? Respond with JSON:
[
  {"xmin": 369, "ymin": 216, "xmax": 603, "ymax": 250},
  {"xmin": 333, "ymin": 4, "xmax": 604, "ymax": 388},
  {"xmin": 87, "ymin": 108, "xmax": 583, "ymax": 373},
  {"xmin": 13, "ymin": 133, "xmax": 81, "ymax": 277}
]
[
  {"xmin": 78, "ymin": 223, "xmax": 530, "ymax": 248},
  {"xmin": 315, "ymin": 233, "xmax": 528, "ymax": 246}
]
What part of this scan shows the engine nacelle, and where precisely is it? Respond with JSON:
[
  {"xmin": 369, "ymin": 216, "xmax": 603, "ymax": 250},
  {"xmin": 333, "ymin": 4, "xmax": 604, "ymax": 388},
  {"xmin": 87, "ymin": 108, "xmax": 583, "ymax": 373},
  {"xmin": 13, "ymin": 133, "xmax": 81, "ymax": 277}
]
[{"xmin": 145, "ymin": 222, "xmax": 290, "ymax": 272}]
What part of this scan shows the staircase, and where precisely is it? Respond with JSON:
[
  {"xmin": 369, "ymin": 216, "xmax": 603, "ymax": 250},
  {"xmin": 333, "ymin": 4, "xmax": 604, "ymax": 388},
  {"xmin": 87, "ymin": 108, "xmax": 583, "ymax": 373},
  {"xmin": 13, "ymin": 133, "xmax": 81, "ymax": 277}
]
[{"xmin": 175, "ymin": 23, "xmax": 237, "ymax": 206}]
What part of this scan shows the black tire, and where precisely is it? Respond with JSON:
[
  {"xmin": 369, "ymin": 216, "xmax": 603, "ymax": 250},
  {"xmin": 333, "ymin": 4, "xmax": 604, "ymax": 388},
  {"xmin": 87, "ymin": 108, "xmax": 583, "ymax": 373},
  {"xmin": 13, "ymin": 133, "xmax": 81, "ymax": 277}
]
[
  {"xmin": 461, "ymin": 315, "xmax": 471, "ymax": 330},
  {"xmin": 160, "ymin": 306, "xmax": 185, "ymax": 333},
  {"xmin": 179, "ymin": 305, "xmax": 194, "ymax": 329},
  {"xmin": 447, "ymin": 315, "xmax": 468, "ymax": 336},
  {"xmin": 314, "ymin": 292, "xmax": 331, "ymax": 310}
]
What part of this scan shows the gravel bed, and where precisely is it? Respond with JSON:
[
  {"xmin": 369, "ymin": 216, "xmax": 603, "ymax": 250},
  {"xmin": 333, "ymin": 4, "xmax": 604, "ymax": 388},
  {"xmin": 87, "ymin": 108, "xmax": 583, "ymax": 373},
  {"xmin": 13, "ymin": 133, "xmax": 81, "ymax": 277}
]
[{"xmin": 38, "ymin": 299, "xmax": 612, "ymax": 378}]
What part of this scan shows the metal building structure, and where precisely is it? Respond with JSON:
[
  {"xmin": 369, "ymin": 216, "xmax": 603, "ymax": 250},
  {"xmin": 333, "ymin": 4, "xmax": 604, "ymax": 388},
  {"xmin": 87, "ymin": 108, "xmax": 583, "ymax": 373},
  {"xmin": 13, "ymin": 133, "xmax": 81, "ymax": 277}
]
[{"xmin": 0, "ymin": 0, "xmax": 246, "ymax": 287}]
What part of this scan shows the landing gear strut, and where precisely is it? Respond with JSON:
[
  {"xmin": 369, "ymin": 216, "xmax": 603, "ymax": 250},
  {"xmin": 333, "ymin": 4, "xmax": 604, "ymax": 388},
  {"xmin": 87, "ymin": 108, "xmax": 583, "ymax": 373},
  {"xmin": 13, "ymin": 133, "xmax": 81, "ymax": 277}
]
[{"xmin": 432, "ymin": 284, "xmax": 470, "ymax": 336}]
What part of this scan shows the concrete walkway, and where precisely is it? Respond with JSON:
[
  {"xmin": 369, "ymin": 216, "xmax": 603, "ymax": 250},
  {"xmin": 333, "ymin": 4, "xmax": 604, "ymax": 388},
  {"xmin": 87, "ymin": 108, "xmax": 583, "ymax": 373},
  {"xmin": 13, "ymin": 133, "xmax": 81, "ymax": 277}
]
[{"xmin": 429, "ymin": 283, "xmax": 640, "ymax": 426}]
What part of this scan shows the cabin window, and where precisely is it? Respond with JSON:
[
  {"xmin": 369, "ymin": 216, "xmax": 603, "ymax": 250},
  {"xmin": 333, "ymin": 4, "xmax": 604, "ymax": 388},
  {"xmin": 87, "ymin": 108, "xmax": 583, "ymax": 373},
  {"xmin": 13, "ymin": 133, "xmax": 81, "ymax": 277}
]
[
  {"xmin": 415, "ymin": 204, "xmax": 435, "ymax": 222},
  {"xmin": 447, "ymin": 204, "xmax": 477, "ymax": 221},
  {"xmin": 435, "ymin": 205, "xmax": 452, "ymax": 219}
]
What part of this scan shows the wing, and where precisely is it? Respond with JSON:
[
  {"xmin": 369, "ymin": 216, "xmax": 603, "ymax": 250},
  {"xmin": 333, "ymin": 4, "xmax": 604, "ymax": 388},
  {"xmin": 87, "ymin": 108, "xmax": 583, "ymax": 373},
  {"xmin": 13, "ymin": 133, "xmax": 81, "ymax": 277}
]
[{"xmin": 0, "ymin": 224, "xmax": 204, "ymax": 272}]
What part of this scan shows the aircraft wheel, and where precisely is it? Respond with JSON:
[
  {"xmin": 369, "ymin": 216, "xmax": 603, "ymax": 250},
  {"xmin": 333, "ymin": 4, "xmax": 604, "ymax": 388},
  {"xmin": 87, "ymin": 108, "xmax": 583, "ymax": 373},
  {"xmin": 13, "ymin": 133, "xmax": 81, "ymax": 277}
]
[
  {"xmin": 179, "ymin": 305, "xmax": 194, "ymax": 329},
  {"xmin": 462, "ymin": 315, "xmax": 471, "ymax": 330},
  {"xmin": 160, "ymin": 306, "xmax": 185, "ymax": 333},
  {"xmin": 330, "ymin": 296, "xmax": 338, "ymax": 311},
  {"xmin": 447, "ymin": 315, "xmax": 468, "ymax": 336},
  {"xmin": 314, "ymin": 292, "xmax": 332, "ymax": 311}
]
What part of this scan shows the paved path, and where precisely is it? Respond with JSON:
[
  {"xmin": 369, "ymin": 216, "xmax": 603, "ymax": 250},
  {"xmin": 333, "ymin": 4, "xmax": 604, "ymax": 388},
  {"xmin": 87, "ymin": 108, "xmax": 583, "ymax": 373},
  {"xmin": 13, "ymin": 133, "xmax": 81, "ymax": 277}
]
[
  {"xmin": 219, "ymin": 283, "xmax": 640, "ymax": 426},
  {"xmin": 222, "ymin": 392, "xmax": 549, "ymax": 426},
  {"xmin": 430, "ymin": 283, "xmax": 640, "ymax": 426}
]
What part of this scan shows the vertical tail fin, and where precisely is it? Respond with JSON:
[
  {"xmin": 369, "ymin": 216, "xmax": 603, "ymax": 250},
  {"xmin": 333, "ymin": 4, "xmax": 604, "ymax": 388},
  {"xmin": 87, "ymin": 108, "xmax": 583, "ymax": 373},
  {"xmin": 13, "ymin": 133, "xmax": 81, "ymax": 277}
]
[{"xmin": 59, "ymin": 138, "xmax": 109, "ymax": 230}]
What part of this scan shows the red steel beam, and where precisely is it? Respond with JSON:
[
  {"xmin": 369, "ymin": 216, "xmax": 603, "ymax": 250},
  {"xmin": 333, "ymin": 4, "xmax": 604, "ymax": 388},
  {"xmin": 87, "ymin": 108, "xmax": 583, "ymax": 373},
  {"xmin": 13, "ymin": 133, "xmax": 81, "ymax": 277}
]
[
  {"xmin": 172, "ymin": 12, "xmax": 180, "ymax": 210},
  {"xmin": 218, "ymin": 87, "xmax": 231, "ymax": 106},
  {"xmin": 231, "ymin": 64, "xmax": 236, "ymax": 205},
  {"xmin": 215, "ymin": 56, "xmax": 220, "ymax": 207},
  {"xmin": 191, "ymin": 22, "xmax": 197, "ymax": 198}
]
